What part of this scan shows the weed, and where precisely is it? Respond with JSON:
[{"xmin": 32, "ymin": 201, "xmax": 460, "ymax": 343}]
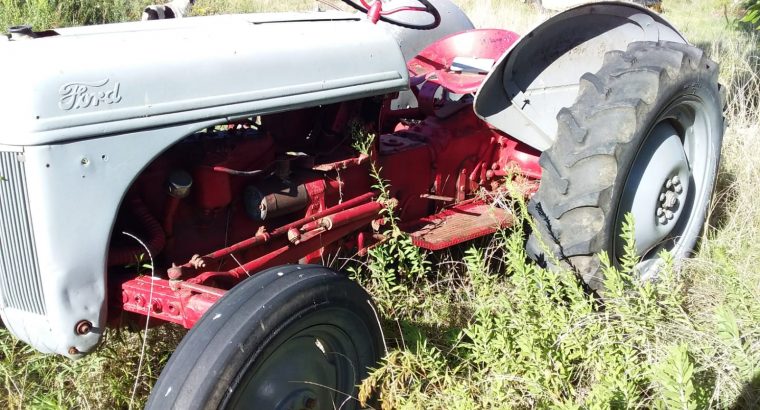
[{"xmin": 348, "ymin": 126, "xmax": 431, "ymax": 317}]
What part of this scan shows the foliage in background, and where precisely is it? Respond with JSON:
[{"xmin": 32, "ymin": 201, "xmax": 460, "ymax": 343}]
[
  {"xmin": 0, "ymin": 0, "xmax": 148, "ymax": 30},
  {"xmin": 0, "ymin": 0, "xmax": 759, "ymax": 408},
  {"xmin": 743, "ymin": 0, "xmax": 760, "ymax": 29}
]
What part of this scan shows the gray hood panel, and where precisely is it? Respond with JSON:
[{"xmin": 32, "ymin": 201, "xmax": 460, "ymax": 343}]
[{"xmin": 0, "ymin": 13, "xmax": 409, "ymax": 145}]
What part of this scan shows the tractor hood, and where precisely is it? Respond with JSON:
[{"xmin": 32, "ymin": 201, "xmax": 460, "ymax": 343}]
[
  {"xmin": 0, "ymin": 12, "xmax": 409, "ymax": 146},
  {"xmin": 473, "ymin": 2, "xmax": 687, "ymax": 151}
]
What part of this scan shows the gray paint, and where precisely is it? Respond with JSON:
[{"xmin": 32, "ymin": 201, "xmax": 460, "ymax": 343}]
[
  {"xmin": 0, "ymin": 123, "xmax": 217, "ymax": 356},
  {"xmin": 377, "ymin": 0, "xmax": 475, "ymax": 111},
  {"xmin": 473, "ymin": 2, "xmax": 687, "ymax": 150},
  {"xmin": 377, "ymin": 0, "xmax": 474, "ymax": 62},
  {"xmin": 0, "ymin": 12, "xmax": 409, "ymax": 146},
  {"xmin": 0, "ymin": 12, "xmax": 417, "ymax": 357}
]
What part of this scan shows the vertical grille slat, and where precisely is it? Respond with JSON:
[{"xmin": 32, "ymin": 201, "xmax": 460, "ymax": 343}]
[{"xmin": 0, "ymin": 151, "xmax": 45, "ymax": 315}]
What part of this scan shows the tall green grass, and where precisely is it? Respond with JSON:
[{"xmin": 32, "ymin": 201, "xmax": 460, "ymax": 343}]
[
  {"xmin": 1, "ymin": 0, "xmax": 759, "ymax": 408},
  {"xmin": 352, "ymin": 1, "xmax": 760, "ymax": 408}
]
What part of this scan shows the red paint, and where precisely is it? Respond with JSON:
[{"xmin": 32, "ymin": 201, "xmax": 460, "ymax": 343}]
[
  {"xmin": 407, "ymin": 29, "xmax": 520, "ymax": 94},
  {"xmin": 121, "ymin": 276, "xmax": 222, "ymax": 328},
  {"xmin": 114, "ymin": 29, "xmax": 542, "ymax": 328}
]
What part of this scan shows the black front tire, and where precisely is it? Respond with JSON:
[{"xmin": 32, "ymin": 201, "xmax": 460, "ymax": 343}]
[
  {"xmin": 147, "ymin": 265, "xmax": 383, "ymax": 410},
  {"xmin": 528, "ymin": 41, "xmax": 723, "ymax": 290}
]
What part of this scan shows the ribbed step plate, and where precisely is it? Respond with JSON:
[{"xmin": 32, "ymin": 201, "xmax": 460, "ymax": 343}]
[{"xmin": 408, "ymin": 202, "xmax": 513, "ymax": 250}]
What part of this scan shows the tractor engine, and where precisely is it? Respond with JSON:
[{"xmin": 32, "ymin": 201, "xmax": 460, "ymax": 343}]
[
  {"xmin": 106, "ymin": 28, "xmax": 543, "ymax": 328},
  {"xmin": 109, "ymin": 95, "xmax": 540, "ymax": 282}
]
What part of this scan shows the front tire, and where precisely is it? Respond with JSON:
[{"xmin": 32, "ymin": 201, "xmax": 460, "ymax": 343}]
[
  {"xmin": 528, "ymin": 41, "xmax": 723, "ymax": 290},
  {"xmin": 146, "ymin": 265, "xmax": 383, "ymax": 410}
]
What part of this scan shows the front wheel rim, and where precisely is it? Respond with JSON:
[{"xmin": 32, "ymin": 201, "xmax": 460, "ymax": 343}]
[{"xmin": 225, "ymin": 311, "xmax": 365, "ymax": 409}]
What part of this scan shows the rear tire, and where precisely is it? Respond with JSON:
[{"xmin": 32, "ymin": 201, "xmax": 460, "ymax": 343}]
[
  {"xmin": 527, "ymin": 41, "xmax": 723, "ymax": 290},
  {"xmin": 146, "ymin": 265, "xmax": 383, "ymax": 410}
]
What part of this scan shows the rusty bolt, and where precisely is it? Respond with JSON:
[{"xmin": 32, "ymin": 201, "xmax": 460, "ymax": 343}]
[
  {"xmin": 68, "ymin": 346, "xmax": 80, "ymax": 355},
  {"xmin": 320, "ymin": 217, "xmax": 334, "ymax": 230},
  {"xmin": 371, "ymin": 218, "xmax": 385, "ymax": 231},
  {"xmin": 168, "ymin": 302, "xmax": 180, "ymax": 315},
  {"xmin": 75, "ymin": 320, "xmax": 92, "ymax": 335},
  {"xmin": 287, "ymin": 228, "xmax": 301, "ymax": 244},
  {"xmin": 189, "ymin": 254, "xmax": 207, "ymax": 269},
  {"xmin": 151, "ymin": 300, "xmax": 163, "ymax": 314},
  {"xmin": 167, "ymin": 265, "xmax": 184, "ymax": 280}
]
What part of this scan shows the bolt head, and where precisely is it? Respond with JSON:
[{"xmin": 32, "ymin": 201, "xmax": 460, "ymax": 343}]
[
  {"xmin": 659, "ymin": 193, "xmax": 666, "ymax": 202},
  {"xmin": 75, "ymin": 320, "xmax": 93, "ymax": 335},
  {"xmin": 665, "ymin": 210, "xmax": 674, "ymax": 220},
  {"xmin": 656, "ymin": 208, "xmax": 664, "ymax": 217},
  {"xmin": 672, "ymin": 175, "xmax": 680, "ymax": 185},
  {"xmin": 666, "ymin": 179, "xmax": 672, "ymax": 189},
  {"xmin": 659, "ymin": 216, "xmax": 667, "ymax": 224},
  {"xmin": 675, "ymin": 185, "xmax": 683, "ymax": 194}
]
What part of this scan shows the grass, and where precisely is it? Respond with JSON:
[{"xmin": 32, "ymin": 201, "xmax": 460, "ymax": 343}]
[{"xmin": 2, "ymin": 0, "xmax": 760, "ymax": 408}]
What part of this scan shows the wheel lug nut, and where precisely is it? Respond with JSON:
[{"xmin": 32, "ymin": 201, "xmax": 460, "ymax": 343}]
[
  {"xmin": 666, "ymin": 179, "xmax": 672, "ymax": 189},
  {"xmin": 672, "ymin": 175, "xmax": 680, "ymax": 185},
  {"xmin": 659, "ymin": 193, "xmax": 666, "ymax": 202},
  {"xmin": 656, "ymin": 208, "xmax": 664, "ymax": 217},
  {"xmin": 665, "ymin": 210, "xmax": 673, "ymax": 220},
  {"xmin": 675, "ymin": 185, "xmax": 683, "ymax": 194},
  {"xmin": 659, "ymin": 216, "xmax": 667, "ymax": 224}
]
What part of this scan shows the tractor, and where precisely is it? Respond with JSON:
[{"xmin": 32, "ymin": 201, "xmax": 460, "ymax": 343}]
[{"xmin": 0, "ymin": 0, "xmax": 723, "ymax": 408}]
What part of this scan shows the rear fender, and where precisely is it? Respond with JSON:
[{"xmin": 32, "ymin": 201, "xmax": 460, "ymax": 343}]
[{"xmin": 473, "ymin": 1, "xmax": 687, "ymax": 151}]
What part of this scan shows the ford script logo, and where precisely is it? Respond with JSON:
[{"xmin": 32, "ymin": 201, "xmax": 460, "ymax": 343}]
[{"xmin": 58, "ymin": 79, "xmax": 123, "ymax": 111}]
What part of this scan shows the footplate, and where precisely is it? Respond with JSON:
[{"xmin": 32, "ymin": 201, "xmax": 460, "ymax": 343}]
[{"xmin": 406, "ymin": 202, "xmax": 513, "ymax": 250}]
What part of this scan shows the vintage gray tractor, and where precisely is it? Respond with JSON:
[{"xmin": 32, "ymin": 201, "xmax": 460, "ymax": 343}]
[{"xmin": 0, "ymin": 0, "xmax": 722, "ymax": 408}]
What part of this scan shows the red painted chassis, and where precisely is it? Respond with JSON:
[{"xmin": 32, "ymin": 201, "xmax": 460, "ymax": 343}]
[{"xmin": 116, "ymin": 28, "xmax": 541, "ymax": 330}]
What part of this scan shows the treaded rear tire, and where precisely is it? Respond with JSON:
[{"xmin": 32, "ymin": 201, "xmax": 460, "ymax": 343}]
[{"xmin": 527, "ymin": 41, "xmax": 723, "ymax": 290}]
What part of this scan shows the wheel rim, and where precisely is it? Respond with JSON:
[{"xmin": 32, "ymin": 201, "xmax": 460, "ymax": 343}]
[
  {"xmin": 225, "ymin": 310, "xmax": 364, "ymax": 410},
  {"xmin": 615, "ymin": 96, "xmax": 715, "ymax": 276}
]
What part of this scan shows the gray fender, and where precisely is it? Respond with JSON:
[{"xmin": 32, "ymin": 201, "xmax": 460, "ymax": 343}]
[
  {"xmin": 473, "ymin": 1, "xmax": 687, "ymax": 151},
  {"xmin": 376, "ymin": 0, "xmax": 474, "ymax": 111}
]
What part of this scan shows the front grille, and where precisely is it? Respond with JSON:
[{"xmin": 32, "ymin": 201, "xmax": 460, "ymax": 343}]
[{"xmin": 0, "ymin": 150, "xmax": 46, "ymax": 315}]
